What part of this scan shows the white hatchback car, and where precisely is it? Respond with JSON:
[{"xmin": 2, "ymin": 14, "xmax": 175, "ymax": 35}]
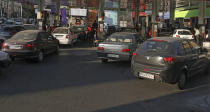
[
  {"xmin": 172, "ymin": 29, "xmax": 194, "ymax": 39},
  {"xmin": 53, "ymin": 27, "xmax": 77, "ymax": 46}
]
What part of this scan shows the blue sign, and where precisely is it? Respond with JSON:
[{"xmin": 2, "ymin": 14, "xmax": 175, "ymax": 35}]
[{"xmin": 61, "ymin": 8, "xmax": 67, "ymax": 26}]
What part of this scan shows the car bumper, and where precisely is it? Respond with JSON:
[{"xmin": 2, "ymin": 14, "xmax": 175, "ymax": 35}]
[
  {"xmin": 57, "ymin": 39, "xmax": 72, "ymax": 45},
  {"xmin": 131, "ymin": 62, "xmax": 177, "ymax": 84},
  {"xmin": 5, "ymin": 50, "xmax": 38, "ymax": 59},
  {"xmin": 97, "ymin": 52, "xmax": 130, "ymax": 61}
]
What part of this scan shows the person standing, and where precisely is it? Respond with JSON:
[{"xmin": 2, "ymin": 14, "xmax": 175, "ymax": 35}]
[{"xmin": 87, "ymin": 25, "xmax": 94, "ymax": 47}]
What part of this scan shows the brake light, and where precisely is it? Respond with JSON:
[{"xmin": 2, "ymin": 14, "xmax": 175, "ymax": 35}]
[
  {"xmin": 66, "ymin": 35, "xmax": 70, "ymax": 39},
  {"xmin": 97, "ymin": 47, "xmax": 104, "ymax": 50},
  {"xmin": 164, "ymin": 57, "xmax": 176, "ymax": 64},
  {"xmin": 176, "ymin": 35, "xmax": 180, "ymax": 38},
  {"xmin": 2, "ymin": 43, "xmax": 7, "ymax": 48},
  {"xmin": 122, "ymin": 49, "xmax": 130, "ymax": 52},
  {"xmin": 25, "ymin": 43, "xmax": 34, "ymax": 48}
]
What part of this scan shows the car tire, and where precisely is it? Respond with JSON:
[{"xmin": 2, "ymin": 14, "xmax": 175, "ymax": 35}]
[
  {"xmin": 36, "ymin": 51, "xmax": 44, "ymax": 62},
  {"xmin": 101, "ymin": 59, "xmax": 108, "ymax": 63},
  {"xmin": 176, "ymin": 73, "xmax": 187, "ymax": 90}
]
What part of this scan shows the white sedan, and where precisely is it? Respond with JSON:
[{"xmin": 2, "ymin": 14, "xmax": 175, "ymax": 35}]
[
  {"xmin": 52, "ymin": 27, "xmax": 77, "ymax": 46},
  {"xmin": 172, "ymin": 29, "xmax": 194, "ymax": 39}
]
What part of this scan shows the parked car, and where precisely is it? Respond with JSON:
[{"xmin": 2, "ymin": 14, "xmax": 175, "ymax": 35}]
[
  {"xmin": 2, "ymin": 30, "xmax": 59, "ymax": 62},
  {"xmin": 0, "ymin": 25, "xmax": 25, "ymax": 45},
  {"xmin": 23, "ymin": 24, "xmax": 37, "ymax": 30},
  {"xmin": 97, "ymin": 32, "xmax": 144, "ymax": 63},
  {"xmin": 52, "ymin": 27, "xmax": 77, "ymax": 46},
  {"xmin": 0, "ymin": 51, "xmax": 11, "ymax": 75},
  {"xmin": 172, "ymin": 29, "xmax": 194, "ymax": 39},
  {"xmin": 131, "ymin": 37, "xmax": 210, "ymax": 89}
]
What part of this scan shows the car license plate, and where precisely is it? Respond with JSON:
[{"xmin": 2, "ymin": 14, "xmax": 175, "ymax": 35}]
[
  {"xmin": 9, "ymin": 45, "xmax": 23, "ymax": 49},
  {"xmin": 107, "ymin": 54, "xmax": 119, "ymax": 58},
  {"xmin": 139, "ymin": 72, "xmax": 154, "ymax": 79},
  {"xmin": 55, "ymin": 35, "xmax": 63, "ymax": 38}
]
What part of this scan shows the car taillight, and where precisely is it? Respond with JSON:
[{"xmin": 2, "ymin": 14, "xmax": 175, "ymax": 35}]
[
  {"xmin": 66, "ymin": 35, "xmax": 70, "ymax": 39},
  {"xmin": 97, "ymin": 47, "xmax": 104, "ymax": 50},
  {"xmin": 176, "ymin": 35, "xmax": 180, "ymax": 38},
  {"xmin": 25, "ymin": 43, "xmax": 34, "ymax": 48},
  {"xmin": 164, "ymin": 57, "xmax": 176, "ymax": 64},
  {"xmin": 122, "ymin": 49, "xmax": 130, "ymax": 52},
  {"xmin": 2, "ymin": 43, "xmax": 7, "ymax": 48}
]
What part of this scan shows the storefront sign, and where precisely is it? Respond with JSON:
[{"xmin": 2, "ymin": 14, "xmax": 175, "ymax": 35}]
[
  {"xmin": 104, "ymin": 10, "xmax": 118, "ymax": 25},
  {"xmin": 70, "ymin": 8, "xmax": 87, "ymax": 16}
]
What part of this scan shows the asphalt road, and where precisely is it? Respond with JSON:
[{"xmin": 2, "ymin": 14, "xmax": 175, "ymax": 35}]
[{"xmin": 0, "ymin": 42, "xmax": 210, "ymax": 112}]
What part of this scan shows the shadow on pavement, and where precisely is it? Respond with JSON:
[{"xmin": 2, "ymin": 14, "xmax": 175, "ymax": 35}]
[
  {"xmin": 0, "ymin": 41, "xmax": 134, "ymax": 96},
  {"xmin": 94, "ymin": 84, "xmax": 210, "ymax": 112}
]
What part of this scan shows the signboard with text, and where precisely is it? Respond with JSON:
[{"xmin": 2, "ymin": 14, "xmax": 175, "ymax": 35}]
[{"xmin": 70, "ymin": 8, "xmax": 87, "ymax": 16}]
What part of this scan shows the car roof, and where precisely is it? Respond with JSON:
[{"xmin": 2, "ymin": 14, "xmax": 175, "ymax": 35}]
[{"xmin": 148, "ymin": 37, "xmax": 188, "ymax": 43}]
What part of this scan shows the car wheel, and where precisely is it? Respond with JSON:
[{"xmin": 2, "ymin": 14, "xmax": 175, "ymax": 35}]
[
  {"xmin": 36, "ymin": 51, "xmax": 44, "ymax": 62},
  {"xmin": 101, "ymin": 59, "xmax": 108, "ymax": 63},
  {"xmin": 176, "ymin": 73, "xmax": 187, "ymax": 90}
]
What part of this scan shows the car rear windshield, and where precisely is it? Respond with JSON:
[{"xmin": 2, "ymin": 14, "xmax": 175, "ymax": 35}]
[
  {"xmin": 53, "ymin": 28, "xmax": 68, "ymax": 34},
  {"xmin": 105, "ymin": 34, "xmax": 133, "ymax": 43},
  {"xmin": 10, "ymin": 32, "xmax": 37, "ymax": 41},
  {"xmin": 141, "ymin": 40, "xmax": 170, "ymax": 52},
  {"xmin": 178, "ymin": 31, "xmax": 192, "ymax": 35}
]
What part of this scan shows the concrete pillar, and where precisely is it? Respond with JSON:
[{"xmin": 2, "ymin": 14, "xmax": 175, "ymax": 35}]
[
  {"xmin": 170, "ymin": 0, "xmax": 175, "ymax": 31},
  {"xmin": 151, "ymin": 0, "xmax": 158, "ymax": 37},
  {"xmin": 198, "ymin": 0, "xmax": 206, "ymax": 41}
]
